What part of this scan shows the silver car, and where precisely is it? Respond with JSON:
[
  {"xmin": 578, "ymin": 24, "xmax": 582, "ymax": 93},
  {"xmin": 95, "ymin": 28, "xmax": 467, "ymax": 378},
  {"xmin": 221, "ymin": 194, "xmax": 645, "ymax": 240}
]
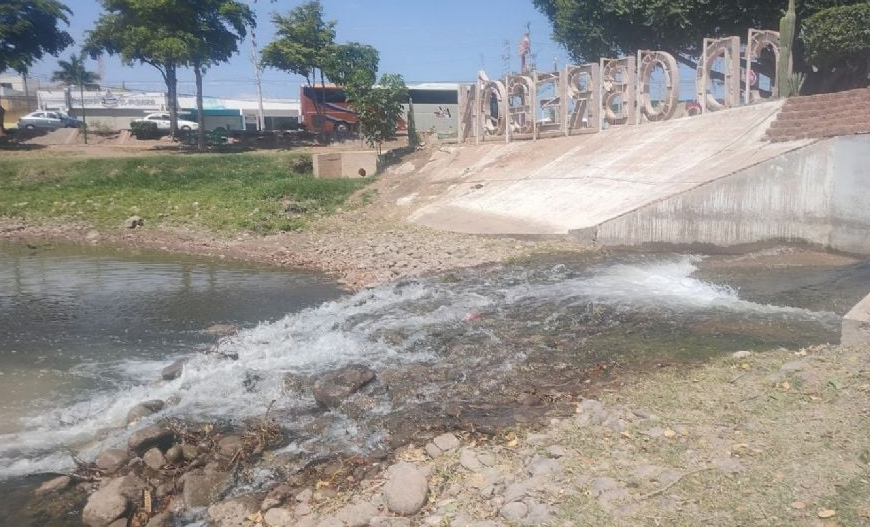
[{"xmin": 17, "ymin": 110, "xmax": 83, "ymax": 130}]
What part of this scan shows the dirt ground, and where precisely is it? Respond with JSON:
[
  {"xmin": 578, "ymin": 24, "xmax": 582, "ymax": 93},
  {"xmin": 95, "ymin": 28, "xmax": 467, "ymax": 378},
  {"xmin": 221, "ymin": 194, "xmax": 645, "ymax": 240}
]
[{"xmin": 0, "ymin": 142, "xmax": 588, "ymax": 290}]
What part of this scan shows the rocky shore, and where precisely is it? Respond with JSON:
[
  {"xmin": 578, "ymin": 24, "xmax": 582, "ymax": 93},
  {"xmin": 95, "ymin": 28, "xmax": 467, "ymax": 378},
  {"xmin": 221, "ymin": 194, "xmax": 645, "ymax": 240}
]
[{"xmin": 27, "ymin": 344, "xmax": 869, "ymax": 526}]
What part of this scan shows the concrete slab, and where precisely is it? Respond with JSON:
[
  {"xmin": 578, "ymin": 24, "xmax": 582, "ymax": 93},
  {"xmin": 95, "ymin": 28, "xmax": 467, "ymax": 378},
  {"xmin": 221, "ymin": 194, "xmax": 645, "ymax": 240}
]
[
  {"xmin": 314, "ymin": 151, "xmax": 379, "ymax": 179},
  {"xmin": 842, "ymin": 293, "xmax": 870, "ymax": 347},
  {"xmin": 407, "ymin": 101, "xmax": 805, "ymax": 235}
]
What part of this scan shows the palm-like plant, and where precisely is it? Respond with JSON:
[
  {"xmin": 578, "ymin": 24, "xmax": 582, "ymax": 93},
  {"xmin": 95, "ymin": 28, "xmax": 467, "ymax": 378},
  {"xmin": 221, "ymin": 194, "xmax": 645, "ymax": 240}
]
[{"xmin": 51, "ymin": 53, "xmax": 100, "ymax": 88}]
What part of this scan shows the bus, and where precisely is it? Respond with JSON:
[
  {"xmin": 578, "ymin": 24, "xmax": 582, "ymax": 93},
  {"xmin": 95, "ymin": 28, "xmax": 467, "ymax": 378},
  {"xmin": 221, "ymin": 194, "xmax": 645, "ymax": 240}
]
[{"xmin": 300, "ymin": 83, "xmax": 460, "ymax": 137}]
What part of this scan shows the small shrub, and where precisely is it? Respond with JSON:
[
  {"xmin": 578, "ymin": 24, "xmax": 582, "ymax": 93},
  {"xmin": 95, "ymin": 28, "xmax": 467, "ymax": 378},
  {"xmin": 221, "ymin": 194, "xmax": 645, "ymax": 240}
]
[
  {"xmin": 130, "ymin": 121, "xmax": 160, "ymax": 140},
  {"xmin": 290, "ymin": 155, "xmax": 313, "ymax": 174},
  {"xmin": 89, "ymin": 120, "xmax": 116, "ymax": 134}
]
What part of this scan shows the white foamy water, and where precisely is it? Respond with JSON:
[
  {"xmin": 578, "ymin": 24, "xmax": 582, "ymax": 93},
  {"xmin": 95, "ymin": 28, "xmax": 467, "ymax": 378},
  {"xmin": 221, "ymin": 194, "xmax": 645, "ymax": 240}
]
[{"xmin": 0, "ymin": 255, "xmax": 838, "ymax": 479}]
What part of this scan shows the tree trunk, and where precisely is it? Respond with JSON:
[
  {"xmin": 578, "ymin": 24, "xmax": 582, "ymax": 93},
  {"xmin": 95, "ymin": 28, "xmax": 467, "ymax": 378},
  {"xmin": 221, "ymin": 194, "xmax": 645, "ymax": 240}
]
[
  {"xmin": 167, "ymin": 66, "xmax": 179, "ymax": 138},
  {"xmin": 194, "ymin": 64, "xmax": 206, "ymax": 152},
  {"xmin": 0, "ymin": 100, "xmax": 6, "ymax": 136}
]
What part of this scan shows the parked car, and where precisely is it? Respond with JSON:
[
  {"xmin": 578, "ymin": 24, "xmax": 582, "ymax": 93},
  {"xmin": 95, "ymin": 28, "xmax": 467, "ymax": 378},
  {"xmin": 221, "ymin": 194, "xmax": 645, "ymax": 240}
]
[
  {"xmin": 17, "ymin": 110, "xmax": 83, "ymax": 130},
  {"xmin": 133, "ymin": 112, "xmax": 199, "ymax": 131}
]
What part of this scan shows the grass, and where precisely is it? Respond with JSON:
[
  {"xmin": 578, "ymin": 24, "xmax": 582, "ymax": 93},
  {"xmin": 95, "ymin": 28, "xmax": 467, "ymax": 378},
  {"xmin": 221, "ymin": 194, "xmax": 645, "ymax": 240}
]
[{"xmin": 0, "ymin": 152, "xmax": 371, "ymax": 234}]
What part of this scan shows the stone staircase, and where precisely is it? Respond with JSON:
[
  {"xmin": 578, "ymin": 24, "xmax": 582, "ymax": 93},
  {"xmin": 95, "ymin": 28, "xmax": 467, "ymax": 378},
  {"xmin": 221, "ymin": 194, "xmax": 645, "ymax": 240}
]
[{"xmin": 766, "ymin": 87, "xmax": 870, "ymax": 142}]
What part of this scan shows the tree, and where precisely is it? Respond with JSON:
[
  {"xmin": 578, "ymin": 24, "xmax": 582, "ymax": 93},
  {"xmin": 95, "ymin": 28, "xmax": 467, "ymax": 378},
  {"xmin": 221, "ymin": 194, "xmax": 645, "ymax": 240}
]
[
  {"xmin": 51, "ymin": 53, "xmax": 100, "ymax": 88},
  {"xmin": 85, "ymin": 0, "xmax": 191, "ymax": 137},
  {"xmin": 803, "ymin": 3, "xmax": 870, "ymax": 92},
  {"xmin": 323, "ymin": 42, "xmax": 379, "ymax": 88},
  {"xmin": 532, "ymin": 0, "xmax": 868, "ymax": 94},
  {"xmin": 261, "ymin": 1, "xmax": 336, "ymax": 136},
  {"xmin": 346, "ymin": 73, "xmax": 408, "ymax": 155},
  {"xmin": 184, "ymin": 0, "xmax": 255, "ymax": 151},
  {"xmin": 0, "ymin": 0, "xmax": 73, "ymax": 134},
  {"xmin": 86, "ymin": 0, "xmax": 254, "ymax": 147}
]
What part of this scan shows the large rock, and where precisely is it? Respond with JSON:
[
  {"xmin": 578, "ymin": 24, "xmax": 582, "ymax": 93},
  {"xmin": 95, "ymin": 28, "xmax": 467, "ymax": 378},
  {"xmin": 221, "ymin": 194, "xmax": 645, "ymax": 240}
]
[
  {"xmin": 82, "ymin": 485, "xmax": 128, "ymax": 526},
  {"xmin": 96, "ymin": 449, "xmax": 130, "ymax": 475},
  {"xmin": 335, "ymin": 502, "xmax": 379, "ymax": 527},
  {"xmin": 128, "ymin": 424, "xmax": 175, "ymax": 455},
  {"xmin": 145, "ymin": 512, "xmax": 174, "ymax": 527},
  {"xmin": 143, "ymin": 447, "xmax": 166, "ymax": 470},
  {"xmin": 161, "ymin": 359, "xmax": 186, "ymax": 381},
  {"xmin": 383, "ymin": 462, "xmax": 429, "ymax": 516},
  {"xmin": 312, "ymin": 364, "xmax": 376, "ymax": 408},
  {"xmin": 207, "ymin": 498, "xmax": 258, "ymax": 527},
  {"xmin": 126, "ymin": 400, "xmax": 166, "ymax": 424},
  {"xmin": 263, "ymin": 507, "xmax": 294, "ymax": 527},
  {"xmin": 181, "ymin": 469, "xmax": 232, "ymax": 508}
]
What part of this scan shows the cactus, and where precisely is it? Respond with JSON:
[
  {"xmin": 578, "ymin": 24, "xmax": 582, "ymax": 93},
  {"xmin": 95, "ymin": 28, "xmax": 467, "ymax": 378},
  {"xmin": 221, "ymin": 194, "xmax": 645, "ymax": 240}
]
[{"xmin": 778, "ymin": 0, "xmax": 797, "ymax": 97}]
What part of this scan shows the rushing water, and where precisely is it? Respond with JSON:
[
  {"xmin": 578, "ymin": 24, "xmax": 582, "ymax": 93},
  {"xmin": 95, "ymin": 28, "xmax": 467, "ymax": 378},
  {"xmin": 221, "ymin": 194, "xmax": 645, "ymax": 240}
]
[{"xmin": 1, "ymin": 242, "xmax": 868, "ymax": 524}]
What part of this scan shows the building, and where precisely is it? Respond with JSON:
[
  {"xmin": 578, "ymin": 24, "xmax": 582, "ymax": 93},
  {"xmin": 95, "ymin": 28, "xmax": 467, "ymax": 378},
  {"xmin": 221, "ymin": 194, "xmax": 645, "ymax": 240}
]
[{"xmin": 0, "ymin": 73, "xmax": 41, "ymax": 128}]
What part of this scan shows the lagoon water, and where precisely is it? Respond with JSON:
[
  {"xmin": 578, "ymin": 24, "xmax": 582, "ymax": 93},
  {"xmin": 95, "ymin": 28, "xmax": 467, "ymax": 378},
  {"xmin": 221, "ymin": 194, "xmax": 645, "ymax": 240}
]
[{"xmin": 0, "ymin": 242, "xmax": 867, "ymax": 525}]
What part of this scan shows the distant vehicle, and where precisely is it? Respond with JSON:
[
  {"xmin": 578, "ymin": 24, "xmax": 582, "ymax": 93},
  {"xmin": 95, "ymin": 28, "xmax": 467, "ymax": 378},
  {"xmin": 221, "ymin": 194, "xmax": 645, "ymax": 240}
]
[
  {"xmin": 685, "ymin": 101, "xmax": 702, "ymax": 116},
  {"xmin": 133, "ymin": 112, "xmax": 199, "ymax": 131},
  {"xmin": 17, "ymin": 110, "xmax": 83, "ymax": 130}
]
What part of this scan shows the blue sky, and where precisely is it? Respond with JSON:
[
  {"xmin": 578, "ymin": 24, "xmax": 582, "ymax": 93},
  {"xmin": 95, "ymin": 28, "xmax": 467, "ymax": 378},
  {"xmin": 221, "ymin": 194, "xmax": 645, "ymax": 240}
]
[{"xmin": 26, "ymin": 1, "xmax": 569, "ymax": 100}]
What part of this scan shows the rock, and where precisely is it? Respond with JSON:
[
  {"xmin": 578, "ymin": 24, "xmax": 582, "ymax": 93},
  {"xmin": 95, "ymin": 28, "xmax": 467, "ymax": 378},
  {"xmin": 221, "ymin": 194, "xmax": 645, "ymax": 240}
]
[
  {"xmin": 525, "ymin": 433, "xmax": 550, "ymax": 445},
  {"xmin": 126, "ymin": 400, "xmax": 166, "ymax": 424},
  {"xmin": 128, "ymin": 425, "xmax": 175, "ymax": 455},
  {"xmin": 591, "ymin": 477, "xmax": 619, "ymax": 497},
  {"xmin": 335, "ymin": 502, "xmax": 379, "ymax": 527},
  {"xmin": 370, "ymin": 518, "xmax": 412, "ymax": 527},
  {"xmin": 579, "ymin": 399, "xmax": 603, "ymax": 413},
  {"xmin": 181, "ymin": 444, "xmax": 198, "ymax": 461},
  {"xmin": 96, "ymin": 449, "xmax": 130, "ymax": 475},
  {"xmin": 105, "ymin": 474, "xmax": 148, "ymax": 505},
  {"xmin": 425, "ymin": 442, "xmax": 443, "ymax": 459},
  {"xmin": 312, "ymin": 364, "xmax": 376, "ymax": 408},
  {"xmin": 261, "ymin": 484, "xmax": 292, "ymax": 511},
  {"xmin": 218, "ymin": 435, "xmax": 243, "ymax": 457},
  {"xmin": 182, "ymin": 469, "xmax": 231, "ymax": 508},
  {"xmin": 527, "ymin": 455, "xmax": 561, "ymax": 477},
  {"xmin": 523, "ymin": 500, "xmax": 552, "ymax": 524},
  {"xmin": 108, "ymin": 519, "xmax": 128, "ymax": 527},
  {"xmin": 143, "ymin": 447, "xmax": 166, "ymax": 470},
  {"xmin": 780, "ymin": 360, "xmax": 808, "ymax": 373},
  {"xmin": 459, "ymin": 448, "xmax": 483, "ymax": 472},
  {"xmin": 383, "ymin": 462, "xmax": 429, "ymax": 516},
  {"xmin": 161, "ymin": 359, "xmax": 186, "ymax": 381},
  {"xmin": 124, "ymin": 216, "xmax": 143, "ymax": 229},
  {"xmin": 433, "ymin": 432, "xmax": 460, "ymax": 451},
  {"xmin": 500, "ymin": 501, "xmax": 528, "ymax": 521},
  {"xmin": 35, "ymin": 475, "xmax": 72, "ymax": 496},
  {"xmin": 731, "ymin": 350, "xmax": 752, "ymax": 359},
  {"xmin": 503, "ymin": 482, "xmax": 528, "ymax": 503},
  {"xmin": 263, "ymin": 507, "xmax": 294, "ymax": 527},
  {"xmin": 82, "ymin": 485, "xmax": 128, "ymax": 527},
  {"xmin": 146, "ymin": 512, "xmax": 174, "ymax": 527},
  {"xmin": 207, "ymin": 498, "xmax": 257, "ymax": 527},
  {"xmin": 165, "ymin": 444, "xmax": 184, "ymax": 464},
  {"xmin": 203, "ymin": 323, "xmax": 238, "ymax": 338}
]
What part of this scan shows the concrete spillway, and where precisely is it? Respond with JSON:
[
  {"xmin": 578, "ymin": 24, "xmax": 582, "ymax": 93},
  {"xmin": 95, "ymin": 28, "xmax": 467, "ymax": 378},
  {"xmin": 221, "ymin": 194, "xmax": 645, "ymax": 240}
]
[{"xmin": 406, "ymin": 98, "xmax": 870, "ymax": 254}]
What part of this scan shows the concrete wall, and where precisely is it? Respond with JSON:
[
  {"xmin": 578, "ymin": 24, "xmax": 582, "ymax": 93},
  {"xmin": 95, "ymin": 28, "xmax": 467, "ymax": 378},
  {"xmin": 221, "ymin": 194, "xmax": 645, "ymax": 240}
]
[
  {"xmin": 313, "ymin": 151, "xmax": 379, "ymax": 179},
  {"xmin": 842, "ymin": 292, "xmax": 870, "ymax": 347},
  {"xmin": 595, "ymin": 135, "xmax": 870, "ymax": 254}
]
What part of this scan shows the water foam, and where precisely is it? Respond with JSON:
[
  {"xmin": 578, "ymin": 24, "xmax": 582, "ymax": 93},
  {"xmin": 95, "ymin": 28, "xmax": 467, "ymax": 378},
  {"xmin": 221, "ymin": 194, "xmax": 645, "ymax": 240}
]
[{"xmin": 0, "ymin": 255, "xmax": 838, "ymax": 479}]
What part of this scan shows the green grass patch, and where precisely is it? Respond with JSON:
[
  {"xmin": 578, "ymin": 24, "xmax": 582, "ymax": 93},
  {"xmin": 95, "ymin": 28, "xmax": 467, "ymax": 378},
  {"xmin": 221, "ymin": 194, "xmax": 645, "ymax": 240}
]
[{"xmin": 0, "ymin": 152, "xmax": 370, "ymax": 234}]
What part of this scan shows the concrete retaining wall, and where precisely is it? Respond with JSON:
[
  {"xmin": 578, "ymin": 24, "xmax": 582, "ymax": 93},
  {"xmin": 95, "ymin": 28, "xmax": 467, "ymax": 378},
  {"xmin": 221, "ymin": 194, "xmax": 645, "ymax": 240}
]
[
  {"xmin": 595, "ymin": 135, "xmax": 870, "ymax": 254},
  {"xmin": 313, "ymin": 151, "xmax": 379, "ymax": 179},
  {"xmin": 842, "ymin": 293, "xmax": 870, "ymax": 347}
]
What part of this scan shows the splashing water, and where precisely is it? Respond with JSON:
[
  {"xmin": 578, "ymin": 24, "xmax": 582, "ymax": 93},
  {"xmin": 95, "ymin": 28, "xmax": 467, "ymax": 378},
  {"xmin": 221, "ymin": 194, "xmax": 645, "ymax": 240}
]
[{"xmin": 0, "ymin": 254, "xmax": 843, "ymax": 479}]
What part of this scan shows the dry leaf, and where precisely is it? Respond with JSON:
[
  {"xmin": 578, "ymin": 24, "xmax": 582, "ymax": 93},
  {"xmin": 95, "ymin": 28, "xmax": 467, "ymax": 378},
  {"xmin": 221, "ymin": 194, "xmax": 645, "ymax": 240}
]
[
  {"xmin": 143, "ymin": 489, "xmax": 152, "ymax": 514},
  {"xmin": 781, "ymin": 381, "xmax": 791, "ymax": 391},
  {"xmin": 818, "ymin": 509, "xmax": 836, "ymax": 519},
  {"xmin": 315, "ymin": 480, "xmax": 330, "ymax": 489},
  {"xmin": 506, "ymin": 438, "xmax": 519, "ymax": 448},
  {"xmin": 790, "ymin": 501, "xmax": 806, "ymax": 510},
  {"xmin": 248, "ymin": 511, "xmax": 263, "ymax": 523},
  {"xmin": 663, "ymin": 428, "xmax": 676, "ymax": 438},
  {"xmin": 741, "ymin": 363, "xmax": 750, "ymax": 370}
]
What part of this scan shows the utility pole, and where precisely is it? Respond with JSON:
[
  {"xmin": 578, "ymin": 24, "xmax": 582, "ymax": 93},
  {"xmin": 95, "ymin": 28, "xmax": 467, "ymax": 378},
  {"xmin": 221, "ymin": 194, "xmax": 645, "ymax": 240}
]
[{"xmin": 249, "ymin": 0, "xmax": 265, "ymax": 131}]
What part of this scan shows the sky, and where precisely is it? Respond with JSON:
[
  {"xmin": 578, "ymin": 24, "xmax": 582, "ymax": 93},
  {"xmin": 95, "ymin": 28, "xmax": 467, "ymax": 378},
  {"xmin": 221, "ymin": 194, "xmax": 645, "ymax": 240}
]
[{"xmin": 25, "ymin": 1, "xmax": 570, "ymax": 101}]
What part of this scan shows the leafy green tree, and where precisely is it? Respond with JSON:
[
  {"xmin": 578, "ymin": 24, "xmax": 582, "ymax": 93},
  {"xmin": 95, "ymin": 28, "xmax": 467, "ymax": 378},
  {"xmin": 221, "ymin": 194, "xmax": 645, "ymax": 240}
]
[
  {"xmin": 184, "ymin": 0, "xmax": 255, "ymax": 151},
  {"xmin": 86, "ymin": 0, "xmax": 253, "ymax": 147},
  {"xmin": 85, "ymin": 0, "xmax": 191, "ymax": 137},
  {"xmin": 346, "ymin": 73, "xmax": 408, "ymax": 155},
  {"xmin": 803, "ymin": 3, "xmax": 870, "ymax": 92},
  {"xmin": 261, "ymin": 1, "xmax": 336, "ymax": 136},
  {"xmin": 51, "ymin": 53, "xmax": 100, "ymax": 88},
  {"xmin": 323, "ymin": 42, "xmax": 379, "ymax": 88},
  {"xmin": 0, "ymin": 0, "xmax": 73, "ymax": 134},
  {"xmin": 532, "ymin": 0, "xmax": 868, "ymax": 94}
]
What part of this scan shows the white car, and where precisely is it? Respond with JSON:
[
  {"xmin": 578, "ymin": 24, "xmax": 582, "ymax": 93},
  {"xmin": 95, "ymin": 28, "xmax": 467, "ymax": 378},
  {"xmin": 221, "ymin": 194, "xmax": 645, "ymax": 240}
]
[{"xmin": 133, "ymin": 112, "xmax": 199, "ymax": 131}]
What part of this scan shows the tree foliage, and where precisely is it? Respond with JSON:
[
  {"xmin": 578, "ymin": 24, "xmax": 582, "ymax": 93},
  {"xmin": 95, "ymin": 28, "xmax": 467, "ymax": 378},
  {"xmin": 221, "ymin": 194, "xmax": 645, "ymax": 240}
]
[
  {"xmin": 323, "ymin": 42, "xmax": 379, "ymax": 88},
  {"xmin": 0, "ymin": 0, "xmax": 73, "ymax": 74},
  {"xmin": 261, "ymin": 1, "xmax": 336, "ymax": 84},
  {"xmin": 803, "ymin": 3, "xmax": 870, "ymax": 90},
  {"xmin": 86, "ymin": 0, "xmax": 253, "ymax": 148},
  {"xmin": 532, "ymin": 0, "xmax": 868, "ymax": 93},
  {"xmin": 51, "ymin": 53, "xmax": 101, "ymax": 88},
  {"xmin": 346, "ymin": 73, "xmax": 408, "ymax": 154}
]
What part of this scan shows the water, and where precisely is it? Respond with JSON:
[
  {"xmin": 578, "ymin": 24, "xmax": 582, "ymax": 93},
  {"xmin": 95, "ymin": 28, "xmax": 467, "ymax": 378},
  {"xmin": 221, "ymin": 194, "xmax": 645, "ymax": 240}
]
[{"xmin": 1, "ymin": 242, "xmax": 868, "ymax": 524}]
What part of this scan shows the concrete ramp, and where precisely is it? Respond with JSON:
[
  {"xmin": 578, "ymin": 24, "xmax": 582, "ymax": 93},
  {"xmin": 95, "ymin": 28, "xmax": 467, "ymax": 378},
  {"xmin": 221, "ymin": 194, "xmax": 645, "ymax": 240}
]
[{"xmin": 408, "ymin": 100, "xmax": 810, "ymax": 236}]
